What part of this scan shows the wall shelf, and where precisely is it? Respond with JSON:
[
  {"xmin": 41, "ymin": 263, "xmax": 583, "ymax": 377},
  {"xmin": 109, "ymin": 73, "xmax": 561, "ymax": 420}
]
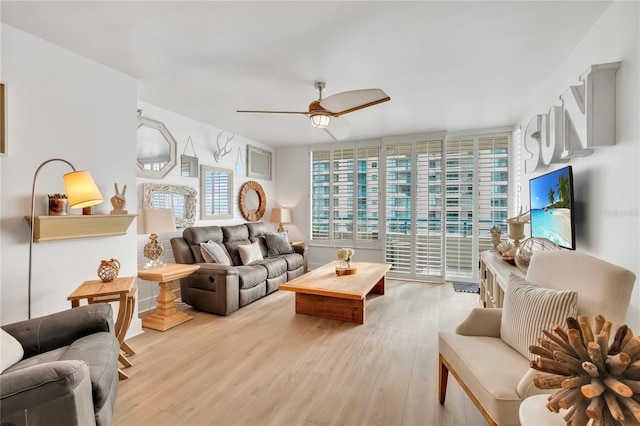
[{"xmin": 25, "ymin": 214, "xmax": 136, "ymax": 243}]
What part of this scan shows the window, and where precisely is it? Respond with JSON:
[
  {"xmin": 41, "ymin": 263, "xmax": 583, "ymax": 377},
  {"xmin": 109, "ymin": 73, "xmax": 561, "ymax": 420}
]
[
  {"xmin": 476, "ymin": 136, "xmax": 509, "ymax": 254},
  {"xmin": 385, "ymin": 133, "xmax": 509, "ymax": 281},
  {"xmin": 200, "ymin": 165, "xmax": 233, "ymax": 219},
  {"xmin": 310, "ymin": 146, "xmax": 380, "ymax": 244}
]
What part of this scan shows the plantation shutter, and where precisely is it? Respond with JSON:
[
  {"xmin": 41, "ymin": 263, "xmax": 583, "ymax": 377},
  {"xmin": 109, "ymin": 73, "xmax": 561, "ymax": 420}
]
[
  {"xmin": 310, "ymin": 150, "xmax": 330, "ymax": 240},
  {"xmin": 444, "ymin": 138, "xmax": 475, "ymax": 278}
]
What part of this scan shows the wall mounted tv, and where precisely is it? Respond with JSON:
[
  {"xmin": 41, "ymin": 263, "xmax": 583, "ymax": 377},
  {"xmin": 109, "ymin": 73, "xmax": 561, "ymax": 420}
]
[{"xmin": 529, "ymin": 165, "xmax": 576, "ymax": 250}]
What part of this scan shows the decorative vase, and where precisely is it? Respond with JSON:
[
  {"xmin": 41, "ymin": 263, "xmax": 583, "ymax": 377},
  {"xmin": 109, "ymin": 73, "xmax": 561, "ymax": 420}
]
[{"xmin": 97, "ymin": 258, "xmax": 120, "ymax": 282}]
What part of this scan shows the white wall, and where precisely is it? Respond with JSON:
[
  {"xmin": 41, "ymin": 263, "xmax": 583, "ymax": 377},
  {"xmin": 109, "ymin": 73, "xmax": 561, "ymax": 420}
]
[
  {"xmin": 0, "ymin": 24, "xmax": 140, "ymax": 336},
  {"xmin": 516, "ymin": 1, "xmax": 639, "ymax": 328},
  {"xmin": 135, "ymin": 102, "xmax": 279, "ymax": 313}
]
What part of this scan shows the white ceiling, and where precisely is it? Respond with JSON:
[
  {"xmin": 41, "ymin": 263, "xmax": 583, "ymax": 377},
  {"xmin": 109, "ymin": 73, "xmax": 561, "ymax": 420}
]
[{"xmin": 1, "ymin": 1, "xmax": 612, "ymax": 147}]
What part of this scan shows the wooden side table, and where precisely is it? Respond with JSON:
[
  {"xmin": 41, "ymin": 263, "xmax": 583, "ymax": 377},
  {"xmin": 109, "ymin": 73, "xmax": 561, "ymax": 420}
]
[
  {"xmin": 138, "ymin": 263, "xmax": 200, "ymax": 331},
  {"xmin": 68, "ymin": 276, "xmax": 136, "ymax": 380}
]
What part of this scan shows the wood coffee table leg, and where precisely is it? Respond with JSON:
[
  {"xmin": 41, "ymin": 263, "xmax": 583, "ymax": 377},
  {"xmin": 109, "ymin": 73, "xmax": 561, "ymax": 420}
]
[
  {"xmin": 295, "ymin": 293, "xmax": 365, "ymax": 324},
  {"xmin": 370, "ymin": 275, "xmax": 386, "ymax": 295},
  {"xmin": 142, "ymin": 280, "xmax": 193, "ymax": 331}
]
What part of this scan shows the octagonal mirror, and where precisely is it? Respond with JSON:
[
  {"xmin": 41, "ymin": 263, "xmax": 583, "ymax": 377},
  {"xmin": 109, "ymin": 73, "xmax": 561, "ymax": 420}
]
[{"xmin": 137, "ymin": 116, "xmax": 177, "ymax": 179}]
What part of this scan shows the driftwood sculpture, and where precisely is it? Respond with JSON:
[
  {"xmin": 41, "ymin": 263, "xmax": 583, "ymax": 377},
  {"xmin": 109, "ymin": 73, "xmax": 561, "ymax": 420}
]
[{"xmin": 530, "ymin": 315, "xmax": 640, "ymax": 425}]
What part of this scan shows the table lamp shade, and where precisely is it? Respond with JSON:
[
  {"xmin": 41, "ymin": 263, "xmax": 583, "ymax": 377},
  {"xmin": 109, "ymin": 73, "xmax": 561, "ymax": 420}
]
[
  {"xmin": 137, "ymin": 208, "xmax": 176, "ymax": 235},
  {"xmin": 270, "ymin": 208, "xmax": 291, "ymax": 232},
  {"xmin": 270, "ymin": 208, "xmax": 291, "ymax": 224},
  {"xmin": 63, "ymin": 171, "xmax": 104, "ymax": 208}
]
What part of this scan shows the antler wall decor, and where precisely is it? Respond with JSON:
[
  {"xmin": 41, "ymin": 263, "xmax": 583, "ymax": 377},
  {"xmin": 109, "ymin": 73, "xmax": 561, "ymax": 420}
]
[{"xmin": 213, "ymin": 131, "xmax": 235, "ymax": 163}]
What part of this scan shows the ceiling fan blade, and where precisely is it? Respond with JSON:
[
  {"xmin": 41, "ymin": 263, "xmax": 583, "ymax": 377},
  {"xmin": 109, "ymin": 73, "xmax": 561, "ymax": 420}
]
[
  {"xmin": 320, "ymin": 89, "xmax": 390, "ymax": 116},
  {"xmin": 323, "ymin": 116, "xmax": 349, "ymax": 141},
  {"xmin": 236, "ymin": 110, "xmax": 310, "ymax": 115}
]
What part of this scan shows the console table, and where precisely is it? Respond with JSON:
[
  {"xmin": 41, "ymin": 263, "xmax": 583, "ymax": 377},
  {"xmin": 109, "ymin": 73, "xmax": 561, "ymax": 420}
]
[{"xmin": 479, "ymin": 250, "xmax": 524, "ymax": 308}]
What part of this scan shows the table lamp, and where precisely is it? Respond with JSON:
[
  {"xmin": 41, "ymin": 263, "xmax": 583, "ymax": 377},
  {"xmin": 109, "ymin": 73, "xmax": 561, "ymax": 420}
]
[
  {"xmin": 28, "ymin": 158, "xmax": 104, "ymax": 318},
  {"xmin": 270, "ymin": 207, "xmax": 291, "ymax": 232},
  {"xmin": 137, "ymin": 208, "xmax": 176, "ymax": 268}
]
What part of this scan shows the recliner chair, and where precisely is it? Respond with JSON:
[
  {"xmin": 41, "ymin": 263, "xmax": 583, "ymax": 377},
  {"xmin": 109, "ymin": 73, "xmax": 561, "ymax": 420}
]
[{"xmin": 1, "ymin": 303, "xmax": 120, "ymax": 426}]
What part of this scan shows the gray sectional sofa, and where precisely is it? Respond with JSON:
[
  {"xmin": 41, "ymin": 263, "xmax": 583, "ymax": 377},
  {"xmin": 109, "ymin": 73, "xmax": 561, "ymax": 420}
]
[{"xmin": 170, "ymin": 222, "xmax": 308, "ymax": 315}]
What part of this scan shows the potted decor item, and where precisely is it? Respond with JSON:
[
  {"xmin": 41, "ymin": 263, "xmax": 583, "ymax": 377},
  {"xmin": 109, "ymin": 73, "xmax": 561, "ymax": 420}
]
[
  {"xmin": 336, "ymin": 248, "xmax": 356, "ymax": 275},
  {"xmin": 48, "ymin": 193, "xmax": 68, "ymax": 216}
]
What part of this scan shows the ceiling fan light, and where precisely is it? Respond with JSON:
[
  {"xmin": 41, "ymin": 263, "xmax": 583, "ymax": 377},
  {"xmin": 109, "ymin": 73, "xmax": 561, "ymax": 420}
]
[{"xmin": 310, "ymin": 114, "xmax": 330, "ymax": 129}]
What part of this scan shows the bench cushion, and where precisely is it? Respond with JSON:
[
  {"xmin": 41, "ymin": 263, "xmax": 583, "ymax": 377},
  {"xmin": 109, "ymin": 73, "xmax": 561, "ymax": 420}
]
[{"xmin": 439, "ymin": 332, "xmax": 529, "ymax": 426}]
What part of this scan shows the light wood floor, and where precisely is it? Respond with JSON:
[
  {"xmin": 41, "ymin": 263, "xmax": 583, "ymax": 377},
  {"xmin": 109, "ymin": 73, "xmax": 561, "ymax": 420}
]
[{"xmin": 113, "ymin": 279, "xmax": 489, "ymax": 426}]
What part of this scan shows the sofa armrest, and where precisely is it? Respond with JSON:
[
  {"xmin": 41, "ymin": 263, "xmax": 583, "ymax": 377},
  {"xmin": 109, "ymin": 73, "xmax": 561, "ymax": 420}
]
[
  {"xmin": 1, "ymin": 304, "xmax": 114, "ymax": 359},
  {"xmin": 292, "ymin": 244, "xmax": 309, "ymax": 272},
  {"xmin": 293, "ymin": 244, "xmax": 307, "ymax": 255},
  {"xmin": 455, "ymin": 308, "xmax": 502, "ymax": 337},
  {"xmin": 0, "ymin": 360, "xmax": 96, "ymax": 426}
]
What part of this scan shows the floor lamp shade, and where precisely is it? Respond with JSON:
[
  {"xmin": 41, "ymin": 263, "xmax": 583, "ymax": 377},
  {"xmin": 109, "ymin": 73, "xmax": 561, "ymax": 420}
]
[{"xmin": 63, "ymin": 171, "xmax": 104, "ymax": 208}]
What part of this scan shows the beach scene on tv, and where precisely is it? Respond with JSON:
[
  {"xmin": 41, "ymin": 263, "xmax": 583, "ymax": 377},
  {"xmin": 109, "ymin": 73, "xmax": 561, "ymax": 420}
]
[{"xmin": 530, "ymin": 167, "xmax": 573, "ymax": 248}]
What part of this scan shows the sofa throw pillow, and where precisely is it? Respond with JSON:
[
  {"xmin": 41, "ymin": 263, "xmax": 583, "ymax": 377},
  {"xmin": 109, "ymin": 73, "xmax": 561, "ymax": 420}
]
[
  {"xmin": 501, "ymin": 273, "xmax": 578, "ymax": 360},
  {"xmin": 238, "ymin": 241, "xmax": 264, "ymax": 265},
  {"xmin": 1, "ymin": 328, "xmax": 24, "ymax": 373},
  {"xmin": 265, "ymin": 232, "xmax": 294, "ymax": 257},
  {"xmin": 200, "ymin": 240, "xmax": 231, "ymax": 266}
]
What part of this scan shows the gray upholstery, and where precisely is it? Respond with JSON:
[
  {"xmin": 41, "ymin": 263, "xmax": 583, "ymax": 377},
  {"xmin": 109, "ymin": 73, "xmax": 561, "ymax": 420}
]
[
  {"xmin": 171, "ymin": 222, "xmax": 308, "ymax": 316},
  {"xmin": 1, "ymin": 304, "xmax": 119, "ymax": 426}
]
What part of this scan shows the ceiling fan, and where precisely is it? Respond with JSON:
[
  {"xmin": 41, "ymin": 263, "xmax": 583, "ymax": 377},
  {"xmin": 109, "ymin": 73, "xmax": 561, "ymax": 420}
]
[{"xmin": 237, "ymin": 81, "xmax": 390, "ymax": 141}]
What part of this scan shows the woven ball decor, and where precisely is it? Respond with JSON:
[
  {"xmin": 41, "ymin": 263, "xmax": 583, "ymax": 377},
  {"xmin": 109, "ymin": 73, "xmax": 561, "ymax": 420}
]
[{"xmin": 97, "ymin": 258, "xmax": 120, "ymax": 282}]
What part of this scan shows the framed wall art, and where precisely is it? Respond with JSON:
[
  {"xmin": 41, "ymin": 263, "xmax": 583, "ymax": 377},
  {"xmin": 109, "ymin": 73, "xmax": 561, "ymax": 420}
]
[{"xmin": 247, "ymin": 145, "xmax": 272, "ymax": 180}]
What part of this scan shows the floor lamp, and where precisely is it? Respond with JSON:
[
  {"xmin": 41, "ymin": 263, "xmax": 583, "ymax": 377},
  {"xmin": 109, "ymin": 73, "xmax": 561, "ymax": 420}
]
[{"xmin": 28, "ymin": 158, "xmax": 103, "ymax": 318}]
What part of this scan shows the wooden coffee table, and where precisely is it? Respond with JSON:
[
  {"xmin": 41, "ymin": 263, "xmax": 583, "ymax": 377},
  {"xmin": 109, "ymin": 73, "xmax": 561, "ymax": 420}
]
[{"xmin": 279, "ymin": 261, "xmax": 391, "ymax": 324}]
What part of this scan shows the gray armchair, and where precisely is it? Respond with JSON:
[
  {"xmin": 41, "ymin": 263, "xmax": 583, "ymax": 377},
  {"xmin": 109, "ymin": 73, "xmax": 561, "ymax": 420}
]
[{"xmin": 1, "ymin": 303, "xmax": 120, "ymax": 426}]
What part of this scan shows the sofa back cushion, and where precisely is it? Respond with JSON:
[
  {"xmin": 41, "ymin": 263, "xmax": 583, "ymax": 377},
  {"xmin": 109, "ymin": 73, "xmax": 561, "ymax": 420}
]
[
  {"xmin": 222, "ymin": 225, "xmax": 251, "ymax": 266},
  {"xmin": 246, "ymin": 222, "xmax": 267, "ymax": 238},
  {"xmin": 183, "ymin": 226, "xmax": 224, "ymax": 264},
  {"xmin": 500, "ymin": 274, "xmax": 578, "ymax": 360},
  {"xmin": 246, "ymin": 222, "xmax": 269, "ymax": 257}
]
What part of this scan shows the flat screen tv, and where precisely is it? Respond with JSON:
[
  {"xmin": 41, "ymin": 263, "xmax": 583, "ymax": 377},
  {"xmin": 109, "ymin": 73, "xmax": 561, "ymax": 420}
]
[{"xmin": 529, "ymin": 165, "xmax": 576, "ymax": 250}]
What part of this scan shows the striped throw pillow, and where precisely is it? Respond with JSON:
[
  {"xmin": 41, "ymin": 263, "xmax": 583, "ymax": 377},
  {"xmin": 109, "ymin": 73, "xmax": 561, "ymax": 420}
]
[{"xmin": 500, "ymin": 273, "xmax": 578, "ymax": 360}]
